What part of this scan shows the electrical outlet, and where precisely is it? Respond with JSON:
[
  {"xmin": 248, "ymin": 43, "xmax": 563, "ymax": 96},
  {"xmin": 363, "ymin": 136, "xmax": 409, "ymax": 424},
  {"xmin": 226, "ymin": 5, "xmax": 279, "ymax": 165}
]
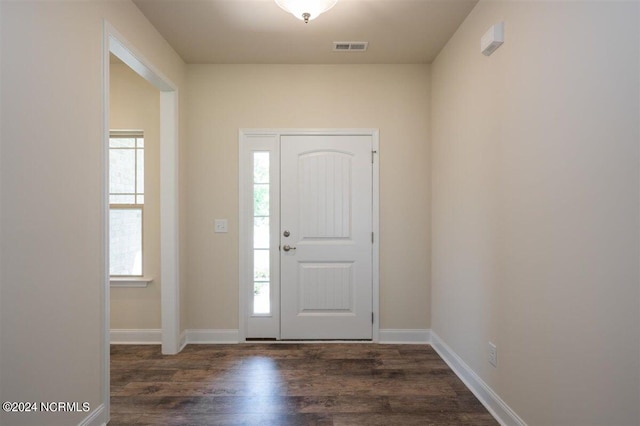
[
  {"xmin": 488, "ymin": 342, "xmax": 497, "ymax": 368},
  {"xmin": 214, "ymin": 219, "xmax": 228, "ymax": 233}
]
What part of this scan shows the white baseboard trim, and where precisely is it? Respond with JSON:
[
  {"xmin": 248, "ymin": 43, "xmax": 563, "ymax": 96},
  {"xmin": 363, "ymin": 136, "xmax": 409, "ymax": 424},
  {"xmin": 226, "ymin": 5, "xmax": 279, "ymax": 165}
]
[
  {"xmin": 110, "ymin": 329, "xmax": 162, "ymax": 344},
  {"xmin": 185, "ymin": 329, "xmax": 240, "ymax": 344},
  {"xmin": 379, "ymin": 329, "xmax": 431, "ymax": 344},
  {"xmin": 77, "ymin": 403, "xmax": 106, "ymax": 426},
  {"xmin": 179, "ymin": 329, "xmax": 431, "ymax": 345},
  {"xmin": 430, "ymin": 332, "xmax": 527, "ymax": 426}
]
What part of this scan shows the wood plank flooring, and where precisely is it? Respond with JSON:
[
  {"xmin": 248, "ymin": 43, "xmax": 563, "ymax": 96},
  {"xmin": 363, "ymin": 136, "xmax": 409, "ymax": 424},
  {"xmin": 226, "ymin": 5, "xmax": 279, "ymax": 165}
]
[{"xmin": 110, "ymin": 343, "xmax": 498, "ymax": 425}]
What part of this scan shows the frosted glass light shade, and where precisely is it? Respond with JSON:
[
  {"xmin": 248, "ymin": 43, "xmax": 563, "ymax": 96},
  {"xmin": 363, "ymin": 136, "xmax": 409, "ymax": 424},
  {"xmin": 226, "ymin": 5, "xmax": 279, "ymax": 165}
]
[{"xmin": 275, "ymin": 0, "xmax": 338, "ymax": 22}]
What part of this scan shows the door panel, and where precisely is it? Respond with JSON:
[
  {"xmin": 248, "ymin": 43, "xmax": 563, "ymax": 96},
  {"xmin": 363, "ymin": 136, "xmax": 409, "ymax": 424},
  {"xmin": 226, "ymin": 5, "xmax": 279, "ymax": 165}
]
[
  {"xmin": 280, "ymin": 135, "xmax": 372, "ymax": 339},
  {"xmin": 299, "ymin": 262, "xmax": 353, "ymax": 311},
  {"xmin": 298, "ymin": 152, "xmax": 351, "ymax": 238}
]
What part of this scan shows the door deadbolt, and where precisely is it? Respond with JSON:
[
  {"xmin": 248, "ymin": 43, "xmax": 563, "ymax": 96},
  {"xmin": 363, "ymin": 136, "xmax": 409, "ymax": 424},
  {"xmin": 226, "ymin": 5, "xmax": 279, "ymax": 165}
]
[{"xmin": 283, "ymin": 230, "xmax": 290, "ymax": 237}]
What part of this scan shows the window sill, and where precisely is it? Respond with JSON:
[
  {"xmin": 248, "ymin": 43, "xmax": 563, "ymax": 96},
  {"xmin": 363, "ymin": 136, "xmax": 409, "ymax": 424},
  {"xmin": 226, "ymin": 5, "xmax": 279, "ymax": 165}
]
[{"xmin": 110, "ymin": 277, "xmax": 153, "ymax": 288}]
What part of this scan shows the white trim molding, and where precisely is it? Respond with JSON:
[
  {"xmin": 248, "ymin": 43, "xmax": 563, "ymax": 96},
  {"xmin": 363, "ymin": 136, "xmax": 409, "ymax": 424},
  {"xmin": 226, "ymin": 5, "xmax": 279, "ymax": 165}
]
[
  {"xmin": 103, "ymin": 20, "xmax": 181, "ymax": 359},
  {"xmin": 185, "ymin": 329, "xmax": 241, "ymax": 344},
  {"xmin": 430, "ymin": 332, "xmax": 527, "ymax": 426},
  {"xmin": 109, "ymin": 277, "xmax": 153, "ymax": 288},
  {"xmin": 77, "ymin": 403, "xmax": 106, "ymax": 426},
  {"xmin": 180, "ymin": 329, "xmax": 431, "ymax": 345},
  {"xmin": 379, "ymin": 329, "xmax": 431, "ymax": 344},
  {"xmin": 110, "ymin": 329, "xmax": 162, "ymax": 344}
]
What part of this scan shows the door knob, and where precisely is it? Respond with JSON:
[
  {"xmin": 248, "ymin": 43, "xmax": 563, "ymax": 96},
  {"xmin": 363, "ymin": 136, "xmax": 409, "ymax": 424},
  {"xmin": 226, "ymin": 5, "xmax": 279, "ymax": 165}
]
[{"xmin": 282, "ymin": 245, "xmax": 296, "ymax": 252}]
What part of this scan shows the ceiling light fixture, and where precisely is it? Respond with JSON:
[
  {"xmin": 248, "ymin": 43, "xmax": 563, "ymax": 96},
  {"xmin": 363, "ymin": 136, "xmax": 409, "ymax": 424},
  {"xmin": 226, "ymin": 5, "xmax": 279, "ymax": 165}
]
[{"xmin": 275, "ymin": 0, "xmax": 338, "ymax": 23}]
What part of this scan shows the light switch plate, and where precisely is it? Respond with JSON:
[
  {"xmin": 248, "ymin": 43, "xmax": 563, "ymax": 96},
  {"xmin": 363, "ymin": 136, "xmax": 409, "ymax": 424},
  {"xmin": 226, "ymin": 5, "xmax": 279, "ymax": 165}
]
[{"xmin": 214, "ymin": 219, "xmax": 228, "ymax": 233}]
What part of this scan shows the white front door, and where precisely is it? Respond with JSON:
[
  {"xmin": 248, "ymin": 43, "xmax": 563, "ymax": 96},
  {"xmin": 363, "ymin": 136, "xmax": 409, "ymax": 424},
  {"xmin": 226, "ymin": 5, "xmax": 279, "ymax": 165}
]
[{"xmin": 280, "ymin": 135, "xmax": 373, "ymax": 339}]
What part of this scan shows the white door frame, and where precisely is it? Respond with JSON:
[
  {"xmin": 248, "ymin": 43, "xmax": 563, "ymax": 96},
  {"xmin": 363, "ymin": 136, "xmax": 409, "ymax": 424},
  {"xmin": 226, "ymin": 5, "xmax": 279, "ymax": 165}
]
[
  {"xmin": 101, "ymin": 20, "xmax": 181, "ymax": 422},
  {"xmin": 238, "ymin": 129, "xmax": 380, "ymax": 342}
]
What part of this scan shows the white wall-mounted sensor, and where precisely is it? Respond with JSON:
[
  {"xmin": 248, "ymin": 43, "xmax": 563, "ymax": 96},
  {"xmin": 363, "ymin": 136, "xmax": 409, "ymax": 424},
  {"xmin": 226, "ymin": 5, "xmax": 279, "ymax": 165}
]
[{"xmin": 481, "ymin": 22, "xmax": 504, "ymax": 56}]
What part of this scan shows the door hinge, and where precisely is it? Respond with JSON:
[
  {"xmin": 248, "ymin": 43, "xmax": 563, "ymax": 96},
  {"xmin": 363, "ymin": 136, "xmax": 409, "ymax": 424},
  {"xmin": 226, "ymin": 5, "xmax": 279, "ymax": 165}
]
[
  {"xmin": 372, "ymin": 150, "xmax": 377, "ymax": 164},
  {"xmin": 371, "ymin": 232, "xmax": 374, "ymax": 244},
  {"xmin": 372, "ymin": 312, "xmax": 374, "ymax": 324}
]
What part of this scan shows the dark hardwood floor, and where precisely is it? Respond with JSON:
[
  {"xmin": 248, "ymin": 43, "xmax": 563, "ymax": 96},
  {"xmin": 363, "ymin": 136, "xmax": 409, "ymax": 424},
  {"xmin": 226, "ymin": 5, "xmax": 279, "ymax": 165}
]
[{"xmin": 110, "ymin": 343, "xmax": 498, "ymax": 425}]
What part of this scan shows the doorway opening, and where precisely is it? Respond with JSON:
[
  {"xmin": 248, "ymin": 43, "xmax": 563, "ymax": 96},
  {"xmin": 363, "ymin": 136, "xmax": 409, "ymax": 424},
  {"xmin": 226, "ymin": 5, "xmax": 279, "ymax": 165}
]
[{"xmin": 101, "ymin": 21, "xmax": 181, "ymax": 419}]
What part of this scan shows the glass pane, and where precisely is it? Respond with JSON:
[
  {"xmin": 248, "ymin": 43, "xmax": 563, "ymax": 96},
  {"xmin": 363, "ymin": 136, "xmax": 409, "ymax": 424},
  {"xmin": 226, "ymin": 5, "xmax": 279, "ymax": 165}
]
[
  {"xmin": 253, "ymin": 281, "xmax": 270, "ymax": 314},
  {"xmin": 253, "ymin": 184, "xmax": 269, "ymax": 216},
  {"xmin": 110, "ymin": 208, "xmax": 142, "ymax": 276},
  {"xmin": 254, "ymin": 217, "xmax": 269, "ymax": 249},
  {"xmin": 253, "ymin": 249, "xmax": 269, "ymax": 281},
  {"xmin": 136, "ymin": 195, "xmax": 144, "ymax": 204},
  {"xmin": 253, "ymin": 152, "xmax": 269, "ymax": 184},
  {"xmin": 110, "ymin": 194, "xmax": 136, "ymax": 204},
  {"xmin": 109, "ymin": 138, "xmax": 135, "ymax": 148},
  {"xmin": 136, "ymin": 148, "xmax": 144, "ymax": 196},
  {"xmin": 136, "ymin": 137, "xmax": 144, "ymax": 148},
  {"xmin": 110, "ymin": 149, "xmax": 136, "ymax": 194},
  {"xmin": 252, "ymin": 153, "xmax": 270, "ymax": 315}
]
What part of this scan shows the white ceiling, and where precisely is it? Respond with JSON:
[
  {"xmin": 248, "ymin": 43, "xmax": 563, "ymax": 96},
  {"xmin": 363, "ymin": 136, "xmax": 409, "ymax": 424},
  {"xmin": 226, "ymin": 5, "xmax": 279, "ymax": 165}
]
[{"xmin": 133, "ymin": 0, "xmax": 478, "ymax": 64}]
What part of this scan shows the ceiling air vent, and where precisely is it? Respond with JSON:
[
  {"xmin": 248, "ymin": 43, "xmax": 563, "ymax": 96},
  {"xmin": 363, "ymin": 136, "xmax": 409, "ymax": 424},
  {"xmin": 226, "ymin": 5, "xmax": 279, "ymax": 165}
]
[{"xmin": 333, "ymin": 41, "xmax": 368, "ymax": 52}]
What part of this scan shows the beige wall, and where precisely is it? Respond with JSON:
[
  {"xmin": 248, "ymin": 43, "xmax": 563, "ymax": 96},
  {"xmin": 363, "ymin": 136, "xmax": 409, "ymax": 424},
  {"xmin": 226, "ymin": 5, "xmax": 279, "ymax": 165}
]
[
  {"xmin": 0, "ymin": 1, "xmax": 186, "ymax": 425},
  {"xmin": 109, "ymin": 63, "xmax": 161, "ymax": 330},
  {"xmin": 431, "ymin": 1, "xmax": 639, "ymax": 425},
  {"xmin": 186, "ymin": 64, "xmax": 431, "ymax": 331}
]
